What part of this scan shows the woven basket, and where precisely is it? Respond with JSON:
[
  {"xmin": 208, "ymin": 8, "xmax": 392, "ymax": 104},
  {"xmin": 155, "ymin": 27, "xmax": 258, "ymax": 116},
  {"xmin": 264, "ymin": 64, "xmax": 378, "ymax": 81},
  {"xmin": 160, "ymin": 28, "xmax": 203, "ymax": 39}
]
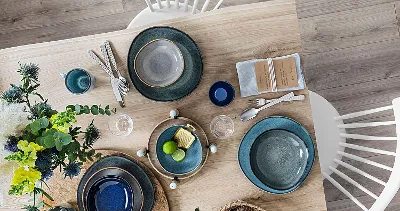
[{"xmin": 220, "ymin": 200, "xmax": 266, "ymax": 211}]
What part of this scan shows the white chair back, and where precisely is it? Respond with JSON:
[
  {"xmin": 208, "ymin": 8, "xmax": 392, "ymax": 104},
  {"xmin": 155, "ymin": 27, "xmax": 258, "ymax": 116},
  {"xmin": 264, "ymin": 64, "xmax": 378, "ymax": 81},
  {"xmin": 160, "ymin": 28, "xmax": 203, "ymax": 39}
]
[
  {"xmin": 311, "ymin": 91, "xmax": 400, "ymax": 211},
  {"xmin": 144, "ymin": 0, "xmax": 224, "ymax": 14}
]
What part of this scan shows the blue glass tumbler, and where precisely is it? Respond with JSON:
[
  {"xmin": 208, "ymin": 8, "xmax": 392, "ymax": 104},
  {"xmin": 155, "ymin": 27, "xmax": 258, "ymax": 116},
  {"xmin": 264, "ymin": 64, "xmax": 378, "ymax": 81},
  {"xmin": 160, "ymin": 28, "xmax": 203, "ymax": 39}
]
[{"xmin": 60, "ymin": 68, "xmax": 95, "ymax": 94}]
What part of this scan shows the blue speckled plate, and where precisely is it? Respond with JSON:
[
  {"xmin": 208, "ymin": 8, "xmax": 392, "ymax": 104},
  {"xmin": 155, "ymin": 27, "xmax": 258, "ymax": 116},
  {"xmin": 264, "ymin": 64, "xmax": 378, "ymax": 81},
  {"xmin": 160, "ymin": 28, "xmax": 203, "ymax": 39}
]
[
  {"xmin": 238, "ymin": 116, "xmax": 315, "ymax": 194},
  {"xmin": 77, "ymin": 155, "xmax": 155, "ymax": 211},
  {"xmin": 156, "ymin": 125, "xmax": 202, "ymax": 174},
  {"xmin": 128, "ymin": 26, "xmax": 203, "ymax": 101}
]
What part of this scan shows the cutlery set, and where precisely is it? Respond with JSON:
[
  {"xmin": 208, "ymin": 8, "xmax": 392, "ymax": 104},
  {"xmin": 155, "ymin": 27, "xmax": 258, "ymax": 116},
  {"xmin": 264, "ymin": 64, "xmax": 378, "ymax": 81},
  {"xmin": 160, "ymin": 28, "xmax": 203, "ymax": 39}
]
[
  {"xmin": 241, "ymin": 92, "xmax": 305, "ymax": 121},
  {"xmin": 88, "ymin": 41, "xmax": 129, "ymax": 107}
]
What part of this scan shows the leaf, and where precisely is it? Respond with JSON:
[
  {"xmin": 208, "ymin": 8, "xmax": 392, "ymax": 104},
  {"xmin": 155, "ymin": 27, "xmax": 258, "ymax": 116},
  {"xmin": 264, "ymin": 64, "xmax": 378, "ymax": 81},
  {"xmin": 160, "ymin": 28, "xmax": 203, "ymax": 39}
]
[
  {"xmin": 39, "ymin": 117, "xmax": 49, "ymax": 128},
  {"xmin": 68, "ymin": 153, "xmax": 77, "ymax": 162},
  {"xmin": 83, "ymin": 105, "xmax": 90, "ymax": 114},
  {"xmin": 99, "ymin": 108, "xmax": 105, "ymax": 115},
  {"xmin": 91, "ymin": 105, "xmax": 99, "ymax": 115},
  {"xmin": 66, "ymin": 105, "xmax": 75, "ymax": 111},
  {"xmin": 78, "ymin": 155, "xmax": 86, "ymax": 162},
  {"xmin": 87, "ymin": 156, "xmax": 94, "ymax": 162},
  {"xmin": 95, "ymin": 153, "xmax": 102, "ymax": 159},
  {"xmin": 195, "ymin": 208, "xmax": 200, "ymax": 211},
  {"xmin": 35, "ymin": 188, "xmax": 54, "ymax": 201},
  {"xmin": 30, "ymin": 120, "xmax": 41, "ymax": 135},
  {"xmin": 54, "ymin": 132, "xmax": 72, "ymax": 151},
  {"xmin": 105, "ymin": 105, "xmax": 110, "ymax": 110},
  {"xmin": 87, "ymin": 149, "xmax": 95, "ymax": 156},
  {"xmin": 75, "ymin": 104, "xmax": 81, "ymax": 114},
  {"xmin": 105, "ymin": 109, "xmax": 111, "ymax": 116}
]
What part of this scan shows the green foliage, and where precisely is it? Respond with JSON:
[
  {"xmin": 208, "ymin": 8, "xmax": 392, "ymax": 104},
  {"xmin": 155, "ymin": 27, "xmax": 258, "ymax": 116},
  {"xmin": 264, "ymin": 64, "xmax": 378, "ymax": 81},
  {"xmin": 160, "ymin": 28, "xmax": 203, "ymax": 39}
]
[
  {"xmin": 1, "ymin": 63, "xmax": 115, "ymax": 211},
  {"xmin": 67, "ymin": 104, "xmax": 115, "ymax": 116}
]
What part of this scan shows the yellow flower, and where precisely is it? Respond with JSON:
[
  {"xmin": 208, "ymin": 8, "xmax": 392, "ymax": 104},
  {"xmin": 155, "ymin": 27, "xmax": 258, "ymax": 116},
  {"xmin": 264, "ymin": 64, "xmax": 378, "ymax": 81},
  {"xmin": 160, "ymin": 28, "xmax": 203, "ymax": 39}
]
[
  {"xmin": 17, "ymin": 140, "xmax": 44, "ymax": 152},
  {"xmin": 11, "ymin": 167, "xmax": 41, "ymax": 195}
]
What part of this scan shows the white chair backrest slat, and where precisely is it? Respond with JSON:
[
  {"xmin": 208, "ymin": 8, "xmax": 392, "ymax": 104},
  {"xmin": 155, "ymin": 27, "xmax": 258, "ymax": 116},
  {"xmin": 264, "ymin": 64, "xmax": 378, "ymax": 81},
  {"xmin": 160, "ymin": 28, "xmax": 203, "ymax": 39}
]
[
  {"xmin": 175, "ymin": 0, "xmax": 179, "ymax": 9},
  {"xmin": 192, "ymin": 0, "xmax": 200, "ymax": 14},
  {"xmin": 183, "ymin": 0, "xmax": 189, "ymax": 11},
  {"xmin": 201, "ymin": 0, "xmax": 211, "ymax": 12},
  {"xmin": 214, "ymin": 0, "xmax": 224, "ymax": 10},
  {"xmin": 339, "ymin": 142, "xmax": 396, "ymax": 156},
  {"xmin": 330, "ymin": 167, "xmax": 379, "ymax": 199},
  {"xmin": 340, "ymin": 133, "xmax": 397, "ymax": 141},
  {"xmin": 156, "ymin": 0, "xmax": 163, "ymax": 9},
  {"xmin": 334, "ymin": 159, "xmax": 387, "ymax": 186},
  {"xmin": 323, "ymin": 172, "xmax": 369, "ymax": 211},
  {"xmin": 338, "ymin": 151, "xmax": 393, "ymax": 171},
  {"xmin": 145, "ymin": 0, "xmax": 155, "ymax": 11},
  {"xmin": 166, "ymin": 0, "xmax": 171, "ymax": 8},
  {"xmin": 338, "ymin": 121, "xmax": 396, "ymax": 129},
  {"xmin": 335, "ymin": 105, "xmax": 393, "ymax": 120}
]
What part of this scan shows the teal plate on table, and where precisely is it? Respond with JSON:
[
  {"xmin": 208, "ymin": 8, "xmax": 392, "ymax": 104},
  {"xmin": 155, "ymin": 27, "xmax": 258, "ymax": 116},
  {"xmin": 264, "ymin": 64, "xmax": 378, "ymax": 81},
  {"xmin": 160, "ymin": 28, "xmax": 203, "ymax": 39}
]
[
  {"xmin": 128, "ymin": 26, "xmax": 203, "ymax": 101},
  {"xmin": 156, "ymin": 125, "xmax": 202, "ymax": 174},
  {"xmin": 238, "ymin": 116, "xmax": 315, "ymax": 194}
]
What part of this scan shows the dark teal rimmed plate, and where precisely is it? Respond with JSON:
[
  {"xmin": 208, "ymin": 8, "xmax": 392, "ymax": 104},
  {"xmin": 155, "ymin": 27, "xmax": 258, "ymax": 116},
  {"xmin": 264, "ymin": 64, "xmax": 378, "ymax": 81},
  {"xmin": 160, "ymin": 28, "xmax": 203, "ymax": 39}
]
[
  {"xmin": 155, "ymin": 125, "xmax": 202, "ymax": 174},
  {"xmin": 128, "ymin": 26, "xmax": 203, "ymax": 101},
  {"xmin": 238, "ymin": 116, "xmax": 315, "ymax": 194},
  {"xmin": 77, "ymin": 155, "xmax": 155, "ymax": 211}
]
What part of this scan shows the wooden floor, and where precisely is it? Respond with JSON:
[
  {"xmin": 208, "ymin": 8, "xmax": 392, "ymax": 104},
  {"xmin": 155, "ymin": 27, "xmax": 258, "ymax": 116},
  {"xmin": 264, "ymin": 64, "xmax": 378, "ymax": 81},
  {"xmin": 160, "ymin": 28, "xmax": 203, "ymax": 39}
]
[{"xmin": 1, "ymin": 0, "xmax": 400, "ymax": 210}]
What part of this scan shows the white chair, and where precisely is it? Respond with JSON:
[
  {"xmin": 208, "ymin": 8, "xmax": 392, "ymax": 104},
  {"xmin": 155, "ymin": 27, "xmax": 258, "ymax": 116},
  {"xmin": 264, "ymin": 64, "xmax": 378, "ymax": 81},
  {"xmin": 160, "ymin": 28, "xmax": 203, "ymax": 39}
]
[
  {"xmin": 127, "ymin": 0, "xmax": 225, "ymax": 29},
  {"xmin": 309, "ymin": 91, "xmax": 400, "ymax": 211}
]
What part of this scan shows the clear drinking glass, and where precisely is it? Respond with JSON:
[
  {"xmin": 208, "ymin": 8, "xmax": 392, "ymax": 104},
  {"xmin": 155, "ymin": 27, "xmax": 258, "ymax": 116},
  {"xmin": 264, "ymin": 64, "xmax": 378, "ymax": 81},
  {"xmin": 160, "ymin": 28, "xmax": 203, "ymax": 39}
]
[
  {"xmin": 108, "ymin": 114, "xmax": 133, "ymax": 136},
  {"xmin": 210, "ymin": 115, "xmax": 234, "ymax": 139}
]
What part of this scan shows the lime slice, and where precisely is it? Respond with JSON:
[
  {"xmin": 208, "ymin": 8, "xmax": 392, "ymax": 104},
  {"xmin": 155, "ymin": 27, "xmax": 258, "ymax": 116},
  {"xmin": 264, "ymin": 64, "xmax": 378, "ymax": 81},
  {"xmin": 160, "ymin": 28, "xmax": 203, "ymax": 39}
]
[
  {"xmin": 163, "ymin": 141, "xmax": 178, "ymax": 155},
  {"xmin": 172, "ymin": 149, "xmax": 186, "ymax": 162}
]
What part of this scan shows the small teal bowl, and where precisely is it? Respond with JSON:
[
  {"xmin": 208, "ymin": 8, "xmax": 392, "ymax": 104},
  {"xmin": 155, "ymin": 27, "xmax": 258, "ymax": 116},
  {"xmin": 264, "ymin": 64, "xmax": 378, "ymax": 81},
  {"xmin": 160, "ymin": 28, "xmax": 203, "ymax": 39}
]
[
  {"xmin": 63, "ymin": 68, "xmax": 95, "ymax": 94},
  {"xmin": 238, "ymin": 116, "xmax": 315, "ymax": 194}
]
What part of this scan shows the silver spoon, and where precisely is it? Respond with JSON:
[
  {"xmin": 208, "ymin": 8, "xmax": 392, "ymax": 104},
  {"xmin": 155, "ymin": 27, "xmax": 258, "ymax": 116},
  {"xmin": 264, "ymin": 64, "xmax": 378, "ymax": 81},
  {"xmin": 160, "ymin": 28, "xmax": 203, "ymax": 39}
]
[{"xmin": 240, "ymin": 92, "xmax": 295, "ymax": 122}]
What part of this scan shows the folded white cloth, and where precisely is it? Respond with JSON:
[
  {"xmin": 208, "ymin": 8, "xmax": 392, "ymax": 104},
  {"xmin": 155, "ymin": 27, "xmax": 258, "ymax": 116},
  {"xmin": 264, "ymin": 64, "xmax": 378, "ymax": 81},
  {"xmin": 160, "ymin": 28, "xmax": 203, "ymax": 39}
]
[{"xmin": 236, "ymin": 53, "xmax": 306, "ymax": 98}]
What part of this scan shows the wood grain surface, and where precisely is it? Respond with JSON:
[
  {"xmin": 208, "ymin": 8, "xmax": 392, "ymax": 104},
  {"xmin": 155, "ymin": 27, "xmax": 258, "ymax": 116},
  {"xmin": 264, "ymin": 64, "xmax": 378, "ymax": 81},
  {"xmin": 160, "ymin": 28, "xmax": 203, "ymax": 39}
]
[{"xmin": 0, "ymin": 1, "xmax": 328, "ymax": 210}]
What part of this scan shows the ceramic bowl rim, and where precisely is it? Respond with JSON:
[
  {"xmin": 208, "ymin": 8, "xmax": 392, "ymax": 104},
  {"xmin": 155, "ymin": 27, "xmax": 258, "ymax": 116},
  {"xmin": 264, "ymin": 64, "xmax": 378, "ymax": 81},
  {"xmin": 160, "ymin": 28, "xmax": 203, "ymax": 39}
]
[{"xmin": 134, "ymin": 38, "xmax": 185, "ymax": 88}]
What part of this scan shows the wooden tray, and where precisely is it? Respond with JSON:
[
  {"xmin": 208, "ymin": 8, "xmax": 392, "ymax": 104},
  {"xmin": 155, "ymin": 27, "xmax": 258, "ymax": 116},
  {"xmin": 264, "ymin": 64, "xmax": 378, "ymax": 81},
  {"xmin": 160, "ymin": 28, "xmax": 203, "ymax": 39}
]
[{"xmin": 42, "ymin": 150, "xmax": 169, "ymax": 211}]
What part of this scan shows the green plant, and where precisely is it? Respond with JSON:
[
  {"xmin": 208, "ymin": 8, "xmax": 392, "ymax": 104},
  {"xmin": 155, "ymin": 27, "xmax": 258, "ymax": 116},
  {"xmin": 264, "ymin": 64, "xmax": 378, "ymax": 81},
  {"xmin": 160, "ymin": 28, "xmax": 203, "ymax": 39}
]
[{"xmin": 1, "ymin": 63, "xmax": 114, "ymax": 210}]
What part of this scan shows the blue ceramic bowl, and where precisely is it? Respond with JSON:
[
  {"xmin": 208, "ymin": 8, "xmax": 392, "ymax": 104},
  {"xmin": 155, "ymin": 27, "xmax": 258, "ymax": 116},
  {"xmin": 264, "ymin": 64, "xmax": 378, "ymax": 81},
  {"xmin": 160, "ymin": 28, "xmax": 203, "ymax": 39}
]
[
  {"xmin": 156, "ymin": 125, "xmax": 202, "ymax": 174},
  {"xmin": 209, "ymin": 81, "xmax": 235, "ymax": 107},
  {"xmin": 238, "ymin": 116, "xmax": 315, "ymax": 194},
  {"xmin": 86, "ymin": 176, "xmax": 133, "ymax": 211},
  {"xmin": 64, "ymin": 68, "xmax": 94, "ymax": 94}
]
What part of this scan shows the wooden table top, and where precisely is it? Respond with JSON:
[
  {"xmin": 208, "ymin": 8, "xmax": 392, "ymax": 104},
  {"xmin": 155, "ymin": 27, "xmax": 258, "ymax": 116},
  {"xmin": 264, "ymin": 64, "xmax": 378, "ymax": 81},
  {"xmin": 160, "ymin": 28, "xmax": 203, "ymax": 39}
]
[{"xmin": 0, "ymin": 0, "xmax": 327, "ymax": 210}]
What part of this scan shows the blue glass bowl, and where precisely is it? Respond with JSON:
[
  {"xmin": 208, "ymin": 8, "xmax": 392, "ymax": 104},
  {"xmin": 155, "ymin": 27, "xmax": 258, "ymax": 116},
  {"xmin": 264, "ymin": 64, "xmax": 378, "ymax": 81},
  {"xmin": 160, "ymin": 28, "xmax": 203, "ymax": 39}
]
[
  {"xmin": 209, "ymin": 81, "xmax": 235, "ymax": 107},
  {"xmin": 156, "ymin": 125, "xmax": 202, "ymax": 174},
  {"xmin": 238, "ymin": 116, "xmax": 315, "ymax": 194}
]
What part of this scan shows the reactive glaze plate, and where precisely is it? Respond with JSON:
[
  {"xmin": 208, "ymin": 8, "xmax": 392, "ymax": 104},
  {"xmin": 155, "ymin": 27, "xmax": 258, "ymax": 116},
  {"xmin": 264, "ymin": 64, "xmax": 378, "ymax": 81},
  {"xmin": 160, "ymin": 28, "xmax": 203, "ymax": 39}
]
[
  {"xmin": 128, "ymin": 26, "xmax": 203, "ymax": 101},
  {"xmin": 238, "ymin": 116, "xmax": 315, "ymax": 194},
  {"xmin": 135, "ymin": 39, "xmax": 184, "ymax": 88},
  {"xmin": 77, "ymin": 155, "xmax": 155, "ymax": 211},
  {"xmin": 156, "ymin": 125, "xmax": 202, "ymax": 174},
  {"xmin": 209, "ymin": 81, "xmax": 235, "ymax": 107},
  {"xmin": 84, "ymin": 168, "xmax": 143, "ymax": 211}
]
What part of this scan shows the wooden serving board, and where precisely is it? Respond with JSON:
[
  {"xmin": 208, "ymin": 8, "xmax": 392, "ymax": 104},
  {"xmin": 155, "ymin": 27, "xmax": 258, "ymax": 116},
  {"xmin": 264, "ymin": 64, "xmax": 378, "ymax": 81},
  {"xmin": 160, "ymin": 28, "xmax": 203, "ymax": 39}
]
[{"xmin": 42, "ymin": 150, "xmax": 169, "ymax": 211}]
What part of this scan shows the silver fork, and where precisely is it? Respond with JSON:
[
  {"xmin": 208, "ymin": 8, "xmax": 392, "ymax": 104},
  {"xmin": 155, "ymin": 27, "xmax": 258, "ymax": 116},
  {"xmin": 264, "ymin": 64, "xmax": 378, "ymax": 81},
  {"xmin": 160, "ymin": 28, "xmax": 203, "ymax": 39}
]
[
  {"xmin": 105, "ymin": 40, "xmax": 129, "ymax": 90},
  {"xmin": 248, "ymin": 95, "xmax": 305, "ymax": 107}
]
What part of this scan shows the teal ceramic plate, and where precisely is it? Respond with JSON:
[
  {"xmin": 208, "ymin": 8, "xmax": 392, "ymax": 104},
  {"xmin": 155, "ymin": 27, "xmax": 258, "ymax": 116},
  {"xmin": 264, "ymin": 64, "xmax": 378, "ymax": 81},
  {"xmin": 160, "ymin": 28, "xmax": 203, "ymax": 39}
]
[
  {"xmin": 238, "ymin": 116, "xmax": 315, "ymax": 194},
  {"xmin": 128, "ymin": 26, "xmax": 203, "ymax": 101},
  {"xmin": 156, "ymin": 125, "xmax": 202, "ymax": 174}
]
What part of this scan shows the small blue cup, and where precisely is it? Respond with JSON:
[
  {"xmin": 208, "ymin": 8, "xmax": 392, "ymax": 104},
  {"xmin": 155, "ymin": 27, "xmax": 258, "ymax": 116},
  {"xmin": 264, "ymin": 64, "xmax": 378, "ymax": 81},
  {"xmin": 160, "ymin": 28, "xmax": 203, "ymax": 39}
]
[
  {"xmin": 209, "ymin": 81, "xmax": 235, "ymax": 107},
  {"xmin": 61, "ymin": 68, "xmax": 95, "ymax": 94}
]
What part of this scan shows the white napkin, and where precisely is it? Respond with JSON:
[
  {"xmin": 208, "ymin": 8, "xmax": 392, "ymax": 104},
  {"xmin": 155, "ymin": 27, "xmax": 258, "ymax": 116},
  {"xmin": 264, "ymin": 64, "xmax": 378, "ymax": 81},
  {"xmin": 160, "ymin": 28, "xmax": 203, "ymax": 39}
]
[{"xmin": 236, "ymin": 53, "xmax": 306, "ymax": 97}]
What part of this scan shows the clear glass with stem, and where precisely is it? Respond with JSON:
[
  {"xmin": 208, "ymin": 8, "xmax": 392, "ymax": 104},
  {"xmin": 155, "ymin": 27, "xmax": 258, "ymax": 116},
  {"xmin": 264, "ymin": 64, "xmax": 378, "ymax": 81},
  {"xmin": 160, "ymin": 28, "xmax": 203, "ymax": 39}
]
[
  {"xmin": 108, "ymin": 114, "xmax": 133, "ymax": 136},
  {"xmin": 210, "ymin": 115, "xmax": 234, "ymax": 139}
]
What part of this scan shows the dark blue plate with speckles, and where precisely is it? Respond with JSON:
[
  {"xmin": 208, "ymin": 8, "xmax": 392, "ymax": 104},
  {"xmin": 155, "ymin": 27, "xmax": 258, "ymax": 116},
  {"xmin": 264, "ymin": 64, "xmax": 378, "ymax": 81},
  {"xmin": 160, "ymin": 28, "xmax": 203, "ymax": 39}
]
[
  {"xmin": 77, "ymin": 155, "xmax": 155, "ymax": 211},
  {"xmin": 238, "ymin": 116, "xmax": 315, "ymax": 194},
  {"xmin": 156, "ymin": 125, "xmax": 202, "ymax": 174},
  {"xmin": 209, "ymin": 81, "xmax": 235, "ymax": 107},
  {"xmin": 128, "ymin": 26, "xmax": 203, "ymax": 101}
]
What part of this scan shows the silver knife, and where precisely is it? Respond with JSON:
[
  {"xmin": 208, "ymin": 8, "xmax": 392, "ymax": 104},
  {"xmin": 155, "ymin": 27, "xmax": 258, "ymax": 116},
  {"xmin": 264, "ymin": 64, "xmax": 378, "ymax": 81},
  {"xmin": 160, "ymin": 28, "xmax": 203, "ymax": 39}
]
[{"xmin": 111, "ymin": 78, "xmax": 125, "ymax": 107}]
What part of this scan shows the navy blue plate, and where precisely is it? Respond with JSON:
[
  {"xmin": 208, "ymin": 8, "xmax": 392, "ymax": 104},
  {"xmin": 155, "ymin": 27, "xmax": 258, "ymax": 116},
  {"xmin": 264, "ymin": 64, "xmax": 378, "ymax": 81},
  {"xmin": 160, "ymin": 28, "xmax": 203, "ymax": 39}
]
[
  {"xmin": 238, "ymin": 116, "xmax": 315, "ymax": 194},
  {"xmin": 87, "ymin": 176, "xmax": 133, "ymax": 211},
  {"xmin": 156, "ymin": 125, "xmax": 202, "ymax": 174},
  {"xmin": 77, "ymin": 155, "xmax": 155, "ymax": 211},
  {"xmin": 84, "ymin": 168, "xmax": 143, "ymax": 211},
  {"xmin": 209, "ymin": 81, "xmax": 235, "ymax": 107},
  {"xmin": 128, "ymin": 26, "xmax": 203, "ymax": 101}
]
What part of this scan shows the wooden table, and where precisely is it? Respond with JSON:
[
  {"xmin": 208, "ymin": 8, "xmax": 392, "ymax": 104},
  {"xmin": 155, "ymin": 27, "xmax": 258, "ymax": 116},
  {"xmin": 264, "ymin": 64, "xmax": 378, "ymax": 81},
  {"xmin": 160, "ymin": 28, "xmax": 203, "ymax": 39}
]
[{"xmin": 0, "ymin": 0, "xmax": 327, "ymax": 210}]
